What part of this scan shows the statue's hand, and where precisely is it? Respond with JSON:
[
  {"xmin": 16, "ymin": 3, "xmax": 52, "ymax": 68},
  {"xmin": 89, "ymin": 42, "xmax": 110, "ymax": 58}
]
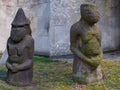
[
  {"xmin": 89, "ymin": 57, "xmax": 102, "ymax": 70},
  {"xmin": 6, "ymin": 62, "xmax": 13, "ymax": 71},
  {"xmin": 12, "ymin": 63, "xmax": 19, "ymax": 73}
]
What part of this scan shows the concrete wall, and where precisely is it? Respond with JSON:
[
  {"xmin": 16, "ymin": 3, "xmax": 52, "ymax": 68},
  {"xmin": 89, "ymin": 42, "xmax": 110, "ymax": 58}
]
[
  {"xmin": 49, "ymin": 0, "xmax": 85, "ymax": 56},
  {"xmin": 97, "ymin": 0, "xmax": 120, "ymax": 51},
  {"xmin": 0, "ymin": 0, "xmax": 120, "ymax": 56},
  {"xmin": 50, "ymin": 0, "xmax": 120, "ymax": 55}
]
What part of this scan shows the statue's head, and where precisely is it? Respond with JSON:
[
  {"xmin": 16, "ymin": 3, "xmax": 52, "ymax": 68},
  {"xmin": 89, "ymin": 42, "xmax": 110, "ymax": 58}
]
[
  {"xmin": 80, "ymin": 3, "xmax": 100, "ymax": 25},
  {"xmin": 11, "ymin": 8, "xmax": 31, "ymax": 42}
]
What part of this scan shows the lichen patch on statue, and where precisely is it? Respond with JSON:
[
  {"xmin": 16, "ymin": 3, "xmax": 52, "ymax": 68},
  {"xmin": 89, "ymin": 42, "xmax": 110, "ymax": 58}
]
[{"xmin": 6, "ymin": 8, "xmax": 34, "ymax": 86}]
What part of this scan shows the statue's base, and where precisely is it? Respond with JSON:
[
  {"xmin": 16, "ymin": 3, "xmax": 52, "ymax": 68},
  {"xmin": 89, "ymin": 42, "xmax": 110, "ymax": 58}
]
[
  {"xmin": 72, "ymin": 57, "xmax": 103, "ymax": 84},
  {"xmin": 6, "ymin": 69, "xmax": 33, "ymax": 86}
]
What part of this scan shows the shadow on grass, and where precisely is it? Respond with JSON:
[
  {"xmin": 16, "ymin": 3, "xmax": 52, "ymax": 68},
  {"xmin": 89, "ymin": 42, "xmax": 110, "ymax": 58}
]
[{"xmin": 0, "ymin": 70, "xmax": 7, "ymax": 81}]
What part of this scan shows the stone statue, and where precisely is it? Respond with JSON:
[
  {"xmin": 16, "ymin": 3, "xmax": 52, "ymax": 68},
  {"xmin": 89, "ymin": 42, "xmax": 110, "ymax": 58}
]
[
  {"xmin": 70, "ymin": 4, "xmax": 103, "ymax": 84},
  {"xmin": 6, "ymin": 8, "xmax": 34, "ymax": 86}
]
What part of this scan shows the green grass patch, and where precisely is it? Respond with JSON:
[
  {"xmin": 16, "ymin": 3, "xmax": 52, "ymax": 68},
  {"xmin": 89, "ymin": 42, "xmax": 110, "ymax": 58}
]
[
  {"xmin": 0, "ymin": 56, "xmax": 120, "ymax": 90},
  {"xmin": 34, "ymin": 56, "xmax": 59, "ymax": 63}
]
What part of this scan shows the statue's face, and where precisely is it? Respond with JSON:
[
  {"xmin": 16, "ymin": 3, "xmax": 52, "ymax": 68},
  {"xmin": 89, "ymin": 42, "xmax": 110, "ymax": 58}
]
[
  {"xmin": 11, "ymin": 26, "xmax": 26, "ymax": 42},
  {"xmin": 81, "ymin": 7, "xmax": 100, "ymax": 25}
]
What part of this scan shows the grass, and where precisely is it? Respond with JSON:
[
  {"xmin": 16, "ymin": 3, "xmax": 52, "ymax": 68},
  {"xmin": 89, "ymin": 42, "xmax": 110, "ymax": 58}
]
[{"xmin": 0, "ymin": 56, "xmax": 119, "ymax": 90}]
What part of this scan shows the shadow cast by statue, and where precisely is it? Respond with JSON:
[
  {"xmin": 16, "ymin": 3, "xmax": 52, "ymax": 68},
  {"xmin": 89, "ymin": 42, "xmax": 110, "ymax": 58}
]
[{"xmin": 0, "ymin": 70, "xmax": 7, "ymax": 81}]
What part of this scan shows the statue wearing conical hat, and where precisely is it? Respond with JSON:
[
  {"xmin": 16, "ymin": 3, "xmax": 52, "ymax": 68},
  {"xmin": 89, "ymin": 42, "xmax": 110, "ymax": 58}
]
[
  {"xmin": 6, "ymin": 8, "xmax": 34, "ymax": 86},
  {"xmin": 70, "ymin": 4, "xmax": 103, "ymax": 84}
]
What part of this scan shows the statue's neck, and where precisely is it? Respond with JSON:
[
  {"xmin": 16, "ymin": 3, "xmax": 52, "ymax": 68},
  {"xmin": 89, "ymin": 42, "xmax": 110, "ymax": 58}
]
[{"xmin": 80, "ymin": 18, "xmax": 95, "ymax": 26}]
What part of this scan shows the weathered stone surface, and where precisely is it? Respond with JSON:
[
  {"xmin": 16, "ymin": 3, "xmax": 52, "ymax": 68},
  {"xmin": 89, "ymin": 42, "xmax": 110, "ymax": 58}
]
[
  {"xmin": 6, "ymin": 8, "xmax": 34, "ymax": 86},
  {"xmin": 70, "ymin": 4, "xmax": 103, "ymax": 84}
]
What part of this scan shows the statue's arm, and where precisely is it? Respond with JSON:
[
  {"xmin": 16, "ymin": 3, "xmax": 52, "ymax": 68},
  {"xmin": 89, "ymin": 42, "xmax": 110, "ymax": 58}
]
[
  {"xmin": 6, "ymin": 59, "xmax": 12, "ymax": 70},
  {"xmin": 70, "ymin": 39, "xmax": 100, "ymax": 68},
  {"xmin": 6, "ymin": 39, "xmax": 12, "ymax": 70},
  {"xmin": 70, "ymin": 26, "xmax": 90, "ymax": 63},
  {"xmin": 95, "ymin": 26, "xmax": 101, "ymax": 46},
  {"xmin": 13, "ymin": 39, "xmax": 34, "ymax": 71},
  {"xmin": 13, "ymin": 59, "xmax": 33, "ymax": 71},
  {"xmin": 70, "ymin": 40, "xmax": 92, "ymax": 66},
  {"xmin": 6, "ymin": 58, "xmax": 20, "ymax": 72}
]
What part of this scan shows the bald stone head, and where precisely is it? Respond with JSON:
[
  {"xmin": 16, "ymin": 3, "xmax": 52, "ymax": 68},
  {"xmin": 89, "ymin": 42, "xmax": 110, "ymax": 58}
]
[{"xmin": 80, "ymin": 4, "xmax": 100, "ymax": 25}]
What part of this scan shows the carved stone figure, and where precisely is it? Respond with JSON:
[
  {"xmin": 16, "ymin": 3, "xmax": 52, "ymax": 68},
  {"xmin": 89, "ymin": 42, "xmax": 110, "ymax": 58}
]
[
  {"xmin": 6, "ymin": 8, "xmax": 34, "ymax": 86},
  {"xmin": 70, "ymin": 4, "xmax": 103, "ymax": 84}
]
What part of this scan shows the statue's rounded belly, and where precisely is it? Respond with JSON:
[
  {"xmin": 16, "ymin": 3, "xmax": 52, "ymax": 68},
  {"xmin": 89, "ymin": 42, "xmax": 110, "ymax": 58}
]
[{"xmin": 81, "ymin": 39, "xmax": 101, "ymax": 56}]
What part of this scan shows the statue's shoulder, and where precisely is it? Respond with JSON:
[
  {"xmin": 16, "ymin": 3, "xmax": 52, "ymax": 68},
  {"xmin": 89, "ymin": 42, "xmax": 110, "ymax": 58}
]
[
  {"xmin": 7, "ymin": 37, "xmax": 13, "ymax": 43},
  {"xmin": 71, "ymin": 21, "xmax": 80, "ymax": 30},
  {"xmin": 25, "ymin": 35, "xmax": 33, "ymax": 40},
  {"xmin": 7, "ymin": 37, "xmax": 11, "ymax": 41},
  {"xmin": 70, "ymin": 21, "xmax": 84, "ymax": 34},
  {"xmin": 24, "ymin": 35, "xmax": 34, "ymax": 44}
]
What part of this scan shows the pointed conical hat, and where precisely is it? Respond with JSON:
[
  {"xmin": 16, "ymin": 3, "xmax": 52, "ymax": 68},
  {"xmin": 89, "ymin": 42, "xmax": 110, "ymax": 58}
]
[{"xmin": 12, "ymin": 8, "xmax": 29, "ymax": 26}]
